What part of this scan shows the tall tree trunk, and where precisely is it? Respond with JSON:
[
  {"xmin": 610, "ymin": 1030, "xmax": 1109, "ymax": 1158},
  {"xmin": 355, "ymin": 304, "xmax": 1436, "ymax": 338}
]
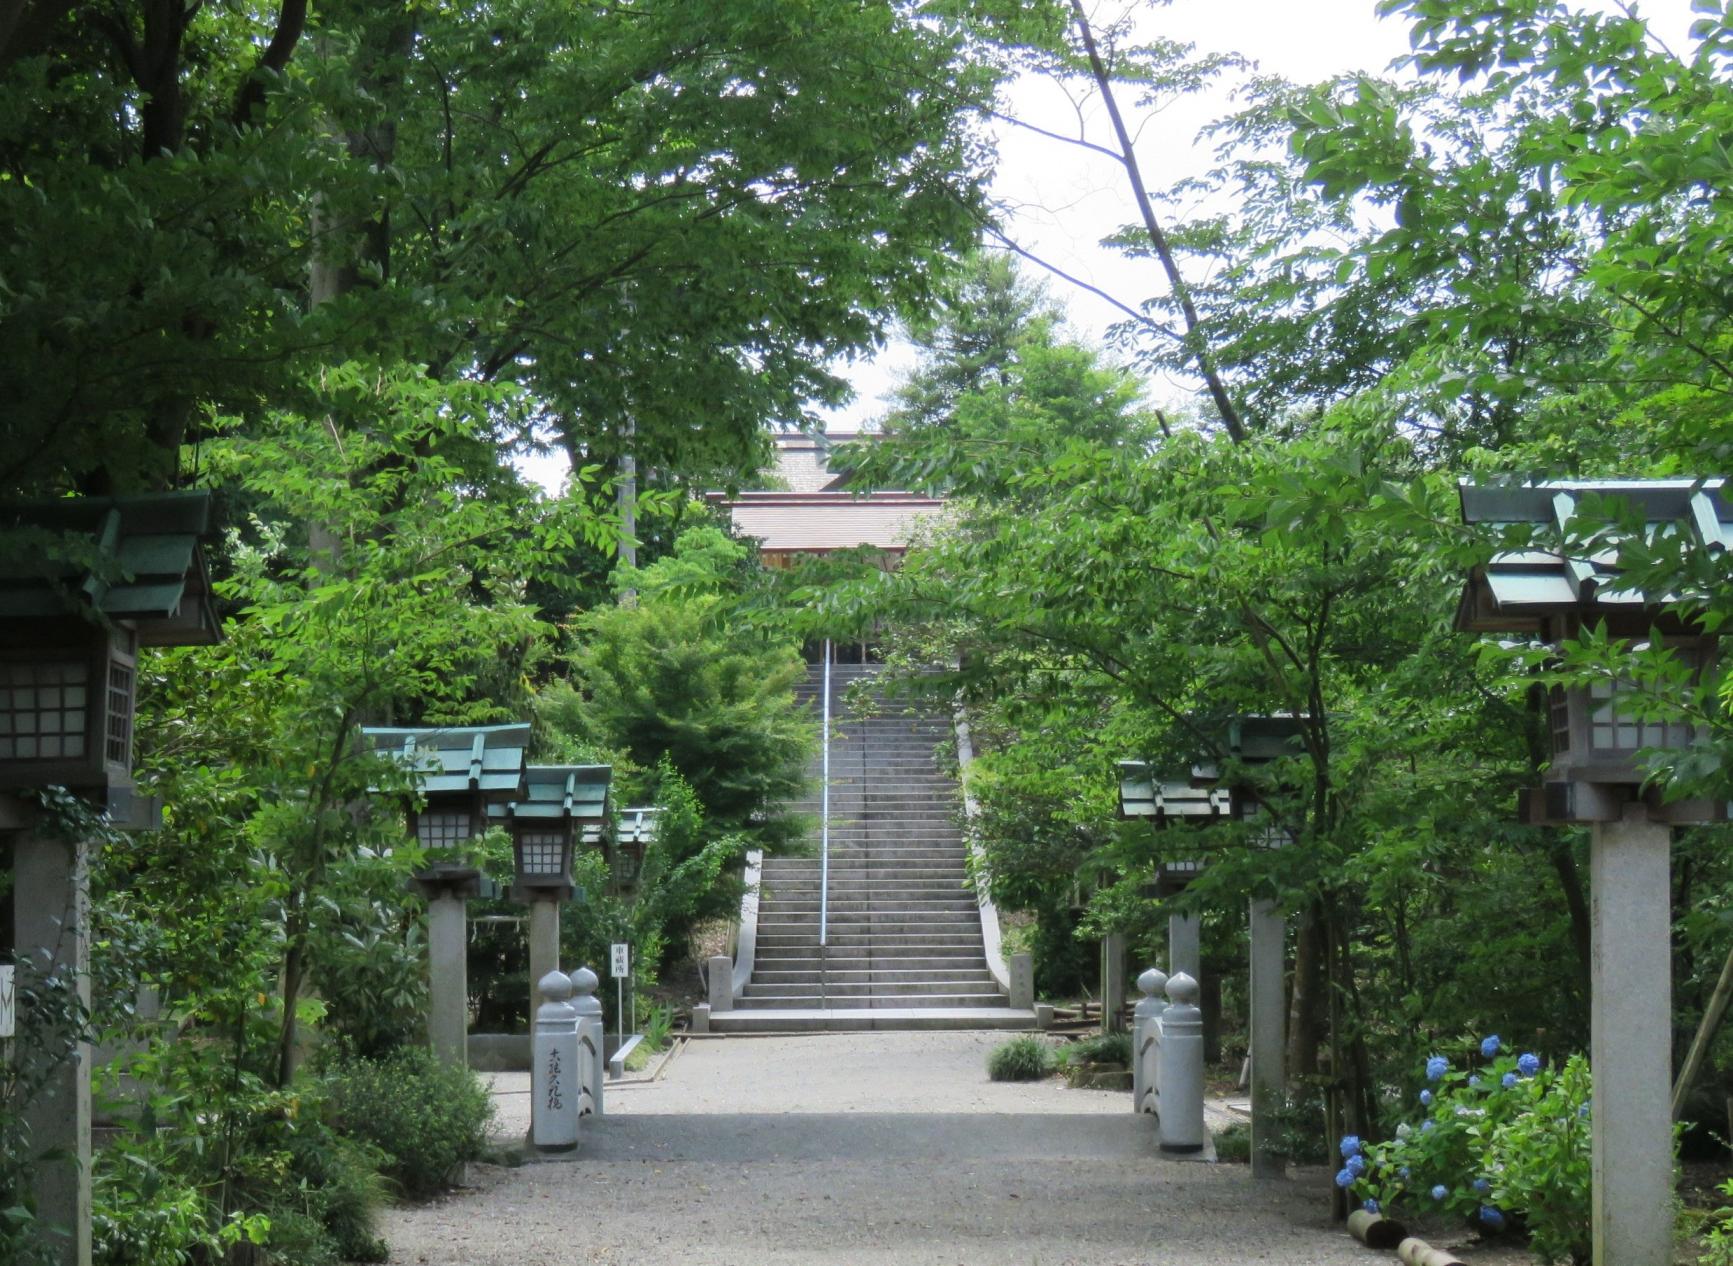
[{"xmin": 1287, "ymin": 900, "xmax": 1326, "ymax": 1077}]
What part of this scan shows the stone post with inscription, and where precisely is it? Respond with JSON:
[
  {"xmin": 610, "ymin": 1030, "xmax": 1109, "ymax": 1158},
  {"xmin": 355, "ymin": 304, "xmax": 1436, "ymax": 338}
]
[
  {"xmin": 571, "ymin": 966, "xmax": 605, "ymax": 1118},
  {"xmin": 531, "ymin": 971, "xmax": 579, "ymax": 1151}
]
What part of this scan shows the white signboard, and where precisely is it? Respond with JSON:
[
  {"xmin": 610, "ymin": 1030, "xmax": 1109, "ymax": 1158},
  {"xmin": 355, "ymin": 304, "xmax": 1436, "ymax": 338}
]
[
  {"xmin": 610, "ymin": 943, "xmax": 630, "ymax": 979},
  {"xmin": 0, "ymin": 965, "xmax": 14, "ymax": 1039}
]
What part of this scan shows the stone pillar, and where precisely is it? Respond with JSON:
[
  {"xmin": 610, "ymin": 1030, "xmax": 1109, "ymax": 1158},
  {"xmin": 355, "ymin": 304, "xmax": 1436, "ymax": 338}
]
[
  {"xmin": 1100, "ymin": 933, "xmax": 1126, "ymax": 1034},
  {"xmin": 1157, "ymin": 972, "xmax": 1205, "ymax": 1153},
  {"xmin": 1168, "ymin": 911, "xmax": 1201, "ymax": 981},
  {"xmin": 1009, "ymin": 952, "xmax": 1034, "ymax": 1011},
  {"xmin": 1248, "ymin": 897, "xmax": 1286, "ymax": 1179},
  {"xmin": 528, "ymin": 898, "xmax": 560, "ymax": 1013},
  {"xmin": 1132, "ymin": 968, "xmax": 1168, "ymax": 1115},
  {"xmin": 570, "ymin": 967, "xmax": 605, "ymax": 1118},
  {"xmin": 708, "ymin": 954, "xmax": 734, "ymax": 1013},
  {"xmin": 413, "ymin": 867, "xmax": 479, "ymax": 1068},
  {"xmin": 14, "ymin": 827, "xmax": 92, "ymax": 1266},
  {"xmin": 531, "ymin": 971, "xmax": 579, "ymax": 1151},
  {"xmin": 1590, "ymin": 806, "xmax": 1672, "ymax": 1266}
]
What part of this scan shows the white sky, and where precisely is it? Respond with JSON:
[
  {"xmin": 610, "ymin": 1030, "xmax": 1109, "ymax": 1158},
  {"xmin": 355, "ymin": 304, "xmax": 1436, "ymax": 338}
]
[{"xmin": 519, "ymin": 0, "xmax": 1699, "ymax": 488}]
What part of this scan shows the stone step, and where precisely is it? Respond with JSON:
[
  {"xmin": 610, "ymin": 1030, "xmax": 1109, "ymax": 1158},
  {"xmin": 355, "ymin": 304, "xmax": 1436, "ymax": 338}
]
[
  {"xmin": 752, "ymin": 948, "xmax": 990, "ymax": 966},
  {"xmin": 733, "ymin": 992, "xmax": 1007, "ymax": 1011},
  {"xmin": 709, "ymin": 1007, "xmax": 1033, "ymax": 1034},
  {"xmin": 743, "ymin": 980, "xmax": 998, "ymax": 999},
  {"xmin": 750, "ymin": 968, "xmax": 996, "ymax": 985},
  {"xmin": 749, "ymin": 960, "xmax": 992, "ymax": 978}
]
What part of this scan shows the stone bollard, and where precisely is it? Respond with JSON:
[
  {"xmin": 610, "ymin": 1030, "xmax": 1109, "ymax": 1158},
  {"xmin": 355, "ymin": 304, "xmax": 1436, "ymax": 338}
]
[
  {"xmin": 531, "ymin": 971, "xmax": 579, "ymax": 1151},
  {"xmin": 1157, "ymin": 972, "xmax": 1205, "ymax": 1153},
  {"xmin": 708, "ymin": 954, "xmax": 734, "ymax": 1013},
  {"xmin": 571, "ymin": 967, "xmax": 605, "ymax": 1118},
  {"xmin": 1132, "ymin": 967, "xmax": 1169, "ymax": 1115},
  {"xmin": 1101, "ymin": 934, "xmax": 1127, "ymax": 1034},
  {"xmin": 691, "ymin": 1003, "xmax": 711, "ymax": 1034},
  {"xmin": 1009, "ymin": 952, "xmax": 1034, "ymax": 1011}
]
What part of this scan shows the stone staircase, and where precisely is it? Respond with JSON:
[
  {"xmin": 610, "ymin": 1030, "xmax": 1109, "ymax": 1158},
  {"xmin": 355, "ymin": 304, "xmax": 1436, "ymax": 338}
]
[{"xmin": 712, "ymin": 662, "xmax": 1031, "ymax": 1032}]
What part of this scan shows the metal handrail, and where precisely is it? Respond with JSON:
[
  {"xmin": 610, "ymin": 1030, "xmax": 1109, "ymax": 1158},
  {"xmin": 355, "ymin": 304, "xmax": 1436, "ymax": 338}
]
[{"xmin": 819, "ymin": 638, "xmax": 831, "ymax": 1008}]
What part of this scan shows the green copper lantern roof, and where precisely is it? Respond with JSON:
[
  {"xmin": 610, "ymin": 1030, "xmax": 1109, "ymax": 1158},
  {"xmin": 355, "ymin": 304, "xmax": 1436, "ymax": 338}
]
[
  {"xmin": 616, "ymin": 806, "xmax": 659, "ymax": 844},
  {"xmin": 0, "ymin": 491, "xmax": 220, "ymax": 645},
  {"xmin": 363, "ymin": 724, "xmax": 532, "ymax": 797},
  {"xmin": 1456, "ymin": 477, "xmax": 1731, "ymax": 632},
  {"xmin": 1116, "ymin": 761, "xmax": 1231, "ymax": 821},
  {"xmin": 492, "ymin": 764, "xmax": 611, "ymax": 825}
]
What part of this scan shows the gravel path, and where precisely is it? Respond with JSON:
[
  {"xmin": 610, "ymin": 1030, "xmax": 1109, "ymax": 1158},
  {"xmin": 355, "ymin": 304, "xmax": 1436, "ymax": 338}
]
[{"xmin": 382, "ymin": 1032, "xmax": 1534, "ymax": 1266}]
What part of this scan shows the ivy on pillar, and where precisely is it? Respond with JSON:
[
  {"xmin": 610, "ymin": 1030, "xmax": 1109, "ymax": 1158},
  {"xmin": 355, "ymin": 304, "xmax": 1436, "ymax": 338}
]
[
  {"xmin": 1455, "ymin": 477, "xmax": 1730, "ymax": 1266},
  {"xmin": 0, "ymin": 492, "xmax": 221, "ymax": 1266}
]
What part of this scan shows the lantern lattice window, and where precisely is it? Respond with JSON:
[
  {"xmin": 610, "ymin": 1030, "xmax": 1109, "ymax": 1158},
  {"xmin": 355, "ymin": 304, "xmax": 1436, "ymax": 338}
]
[
  {"xmin": 517, "ymin": 830, "xmax": 567, "ymax": 878},
  {"xmin": 416, "ymin": 812, "xmax": 475, "ymax": 848},
  {"xmin": 1586, "ymin": 679, "xmax": 1694, "ymax": 753},
  {"xmin": 1548, "ymin": 685, "xmax": 1571, "ymax": 755},
  {"xmin": 0, "ymin": 661, "xmax": 89, "ymax": 760},
  {"xmin": 105, "ymin": 660, "xmax": 133, "ymax": 765}
]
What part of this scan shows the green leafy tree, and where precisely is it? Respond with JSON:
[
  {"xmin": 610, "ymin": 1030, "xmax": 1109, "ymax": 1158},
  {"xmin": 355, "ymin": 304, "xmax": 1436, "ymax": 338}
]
[{"xmin": 547, "ymin": 526, "xmax": 813, "ymax": 854}]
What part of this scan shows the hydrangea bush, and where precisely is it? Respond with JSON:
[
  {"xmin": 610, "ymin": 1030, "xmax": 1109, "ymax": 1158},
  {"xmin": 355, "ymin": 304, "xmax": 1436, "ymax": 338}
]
[{"xmin": 1337, "ymin": 1039, "xmax": 1594, "ymax": 1266}]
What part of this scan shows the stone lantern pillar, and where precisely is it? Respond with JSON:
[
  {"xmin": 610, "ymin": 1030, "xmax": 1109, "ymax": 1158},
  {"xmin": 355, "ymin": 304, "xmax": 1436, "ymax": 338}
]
[{"xmin": 411, "ymin": 863, "xmax": 482, "ymax": 1065}]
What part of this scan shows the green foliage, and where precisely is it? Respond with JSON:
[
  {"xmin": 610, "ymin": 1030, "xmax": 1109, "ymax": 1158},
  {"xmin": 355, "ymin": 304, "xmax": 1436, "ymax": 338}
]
[
  {"xmin": 1347, "ymin": 1047, "xmax": 1593, "ymax": 1264},
  {"xmin": 559, "ymin": 527, "xmax": 814, "ymax": 854},
  {"xmin": 986, "ymin": 1036, "xmax": 1055, "ymax": 1082},
  {"xmin": 1213, "ymin": 1122, "xmax": 1252, "ymax": 1164},
  {"xmin": 327, "ymin": 1050, "xmax": 495, "ymax": 1202},
  {"xmin": 1700, "ymin": 1179, "xmax": 1733, "ymax": 1266},
  {"xmin": 1062, "ymin": 1032, "xmax": 1133, "ymax": 1068}
]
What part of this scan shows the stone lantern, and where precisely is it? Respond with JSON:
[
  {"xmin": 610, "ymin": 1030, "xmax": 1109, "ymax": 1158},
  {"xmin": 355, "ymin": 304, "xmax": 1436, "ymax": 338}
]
[
  {"xmin": 0, "ymin": 492, "xmax": 220, "ymax": 1266},
  {"xmin": 1455, "ymin": 476, "xmax": 1730, "ymax": 1266},
  {"xmin": 1457, "ymin": 478, "xmax": 1725, "ymax": 824},
  {"xmin": 611, "ymin": 805, "xmax": 659, "ymax": 892},
  {"xmin": 1118, "ymin": 714, "xmax": 1304, "ymax": 1181},
  {"xmin": 364, "ymin": 723, "xmax": 531, "ymax": 1066},
  {"xmin": 492, "ymin": 764, "xmax": 611, "ymax": 1016}
]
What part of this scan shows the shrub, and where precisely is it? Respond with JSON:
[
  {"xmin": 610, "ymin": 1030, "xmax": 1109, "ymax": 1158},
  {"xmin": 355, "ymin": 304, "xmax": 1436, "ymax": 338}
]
[
  {"xmin": 1063, "ymin": 1032, "xmax": 1132, "ymax": 1067},
  {"xmin": 1343, "ymin": 1040, "xmax": 1593, "ymax": 1265},
  {"xmin": 329, "ymin": 1048, "xmax": 495, "ymax": 1199},
  {"xmin": 987, "ymin": 1036, "xmax": 1054, "ymax": 1082},
  {"xmin": 1213, "ymin": 1122, "xmax": 1252, "ymax": 1163}
]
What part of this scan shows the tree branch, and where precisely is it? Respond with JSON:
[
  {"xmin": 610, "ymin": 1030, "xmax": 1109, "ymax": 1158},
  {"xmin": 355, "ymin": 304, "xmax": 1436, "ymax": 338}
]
[{"xmin": 1067, "ymin": 0, "xmax": 1247, "ymax": 442}]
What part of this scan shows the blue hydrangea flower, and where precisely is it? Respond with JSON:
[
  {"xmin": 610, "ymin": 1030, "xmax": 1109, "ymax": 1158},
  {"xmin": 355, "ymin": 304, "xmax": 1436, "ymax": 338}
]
[
  {"xmin": 1501, "ymin": 1072, "xmax": 1518, "ymax": 1089},
  {"xmin": 1578, "ymin": 1101, "xmax": 1591, "ymax": 1119},
  {"xmin": 1421, "ymin": 1120, "xmax": 1436, "ymax": 1134},
  {"xmin": 1479, "ymin": 1205, "xmax": 1506, "ymax": 1231},
  {"xmin": 1363, "ymin": 1198, "xmax": 1380, "ymax": 1215},
  {"xmin": 1399, "ymin": 1166, "xmax": 1411, "ymax": 1180},
  {"xmin": 1468, "ymin": 1075, "xmax": 1481, "ymax": 1089},
  {"xmin": 1339, "ymin": 1135, "xmax": 1362, "ymax": 1159},
  {"xmin": 1473, "ymin": 1177, "xmax": 1491, "ymax": 1194},
  {"xmin": 1517, "ymin": 1052, "xmax": 1541, "ymax": 1077},
  {"xmin": 1431, "ymin": 1184, "xmax": 1448, "ymax": 1201},
  {"xmin": 1335, "ymin": 1168, "xmax": 1354, "ymax": 1189},
  {"xmin": 1426, "ymin": 1055, "xmax": 1449, "ymax": 1081},
  {"xmin": 1419, "ymin": 1089, "xmax": 1433, "ymax": 1107},
  {"xmin": 1346, "ymin": 1154, "xmax": 1367, "ymax": 1177},
  {"xmin": 1480, "ymin": 1034, "xmax": 1501, "ymax": 1058}
]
